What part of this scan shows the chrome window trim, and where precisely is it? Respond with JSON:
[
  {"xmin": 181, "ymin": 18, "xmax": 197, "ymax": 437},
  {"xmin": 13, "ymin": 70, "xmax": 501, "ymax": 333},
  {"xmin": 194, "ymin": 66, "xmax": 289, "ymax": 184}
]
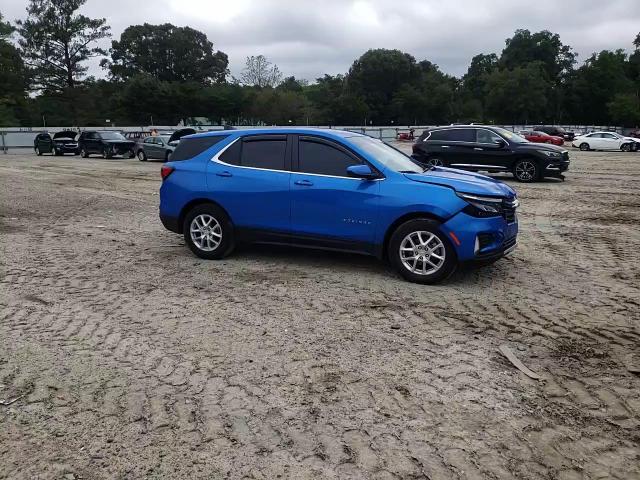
[
  {"xmin": 210, "ymin": 136, "xmax": 384, "ymax": 181},
  {"xmin": 422, "ymin": 127, "xmax": 509, "ymax": 146}
]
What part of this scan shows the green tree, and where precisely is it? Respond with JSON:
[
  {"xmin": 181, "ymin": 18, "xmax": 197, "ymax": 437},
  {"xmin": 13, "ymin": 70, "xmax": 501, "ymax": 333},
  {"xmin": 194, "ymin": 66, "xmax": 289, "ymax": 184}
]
[
  {"xmin": 484, "ymin": 63, "xmax": 550, "ymax": 124},
  {"xmin": 500, "ymin": 29, "xmax": 575, "ymax": 83},
  {"xmin": 563, "ymin": 50, "xmax": 634, "ymax": 124},
  {"xmin": 104, "ymin": 23, "xmax": 228, "ymax": 84},
  {"xmin": 17, "ymin": 0, "xmax": 111, "ymax": 91},
  {"xmin": 0, "ymin": 11, "xmax": 28, "ymax": 126},
  {"xmin": 346, "ymin": 49, "xmax": 420, "ymax": 123},
  {"xmin": 608, "ymin": 93, "xmax": 640, "ymax": 126}
]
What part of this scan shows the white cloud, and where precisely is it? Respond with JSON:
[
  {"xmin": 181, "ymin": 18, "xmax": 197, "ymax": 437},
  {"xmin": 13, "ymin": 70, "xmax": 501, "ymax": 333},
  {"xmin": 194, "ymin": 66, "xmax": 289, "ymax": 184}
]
[{"xmin": 4, "ymin": 0, "xmax": 639, "ymax": 80}]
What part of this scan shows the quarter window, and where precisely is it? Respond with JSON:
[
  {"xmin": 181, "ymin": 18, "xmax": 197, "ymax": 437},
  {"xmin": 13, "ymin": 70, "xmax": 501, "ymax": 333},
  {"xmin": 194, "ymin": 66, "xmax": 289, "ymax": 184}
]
[
  {"xmin": 240, "ymin": 137, "xmax": 287, "ymax": 170},
  {"xmin": 298, "ymin": 138, "xmax": 360, "ymax": 177}
]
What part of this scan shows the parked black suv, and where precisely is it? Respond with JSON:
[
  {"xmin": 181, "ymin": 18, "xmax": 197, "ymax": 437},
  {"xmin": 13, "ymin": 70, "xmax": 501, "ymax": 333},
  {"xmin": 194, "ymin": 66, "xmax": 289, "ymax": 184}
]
[
  {"xmin": 412, "ymin": 125, "xmax": 570, "ymax": 182},
  {"xmin": 78, "ymin": 131, "xmax": 135, "ymax": 158},
  {"xmin": 535, "ymin": 126, "xmax": 575, "ymax": 142}
]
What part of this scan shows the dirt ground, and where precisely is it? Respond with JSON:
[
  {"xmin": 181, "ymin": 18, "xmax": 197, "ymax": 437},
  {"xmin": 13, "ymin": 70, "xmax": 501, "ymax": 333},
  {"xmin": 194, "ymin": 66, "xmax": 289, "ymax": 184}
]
[{"xmin": 1, "ymin": 145, "xmax": 639, "ymax": 480}]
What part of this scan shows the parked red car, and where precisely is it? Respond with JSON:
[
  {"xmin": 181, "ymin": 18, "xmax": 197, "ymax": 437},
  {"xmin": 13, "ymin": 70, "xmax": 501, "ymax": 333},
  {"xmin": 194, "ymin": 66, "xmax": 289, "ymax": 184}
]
[{"xmin": 519, "ymin": 130, "xmax": 565, "ymax": 146}]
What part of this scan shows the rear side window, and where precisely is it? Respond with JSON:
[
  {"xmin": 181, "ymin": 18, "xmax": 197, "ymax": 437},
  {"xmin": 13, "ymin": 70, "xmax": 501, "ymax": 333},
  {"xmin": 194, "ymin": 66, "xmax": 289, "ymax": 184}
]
[
  {"xmin": 427, "ymin": 129, "xmax": 474, "ymax": 142},
  {"xmin": 298, "ymin": 138, "xmax": 361, "ymax": 177},
  {"xmin": 170, "ymin": 135, "xmax": 228, "ymax": 161},
  {"xmin": 241, "ymin": 137, "xmax": 287, "ymax": 170}
]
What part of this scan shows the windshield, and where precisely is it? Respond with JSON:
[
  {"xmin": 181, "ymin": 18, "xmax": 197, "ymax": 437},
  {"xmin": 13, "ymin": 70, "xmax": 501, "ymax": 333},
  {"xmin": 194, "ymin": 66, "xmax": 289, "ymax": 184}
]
[
  {"xmin": 494, "ymin": 127, "xmax": 529, "ymax": 144},
  {"xmin": 349, "ymin": 136, "xmax": 423, "ymax": 173},
  {"xmin": 99, "ymin": 132, "xmax": 126, "ymax": 141}
]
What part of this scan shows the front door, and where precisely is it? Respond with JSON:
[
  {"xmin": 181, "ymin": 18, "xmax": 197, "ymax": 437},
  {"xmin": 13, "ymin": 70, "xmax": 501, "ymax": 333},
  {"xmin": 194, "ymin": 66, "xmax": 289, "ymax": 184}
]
[
  {"xmin": 289, "ymin": 135, "xmax": 379, "ymax": 253},
  {"xmin": 600, "ymin": 133, "xmax": 622, "ymax": 150},
  {"xmin": 468, "ymin": 128, "xmax": 515, "ymax": 171},
  {"xmin": 206, "ymin": 134, "xmax": 291, "ymax": 236}
]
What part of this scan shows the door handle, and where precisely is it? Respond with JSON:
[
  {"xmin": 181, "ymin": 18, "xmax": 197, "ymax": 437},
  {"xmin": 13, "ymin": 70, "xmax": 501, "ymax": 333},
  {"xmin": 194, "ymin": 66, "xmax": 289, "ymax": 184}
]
[
  {"xmin": 294, "ymin": 179, "xmax": 313, "ymax": 186},
  {"xmin": 474, "ymin": 147, "xmax": 483, "ymax": 151},
  {"xmin": 441, "ymin": 145, "xmax": 450, "ymax": 149},
  {"xmin": 216, "ymin": 171, "xmax": 232, "ymax": 177}
]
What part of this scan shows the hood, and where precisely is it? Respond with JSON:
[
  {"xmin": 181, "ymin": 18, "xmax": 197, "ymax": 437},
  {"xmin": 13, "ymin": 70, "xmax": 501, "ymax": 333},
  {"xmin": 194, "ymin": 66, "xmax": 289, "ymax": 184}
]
[
  {"xmin": 168, "ymin": 128, "xmax": 197, "ymax": 144},
  {"xmin": 404, "ymin": 167, "xmax": 516, "ymax": 198},
  {"xmin": 53, "ymin": 130, "xmax": 77, "ymax": 140},
  {"xmin": 623, "ymin": 136, "xmax": 640, "ymax": 142},
  {"xmin": 518, "ymin": 142, "xmax": 566, "ymax": 153}
]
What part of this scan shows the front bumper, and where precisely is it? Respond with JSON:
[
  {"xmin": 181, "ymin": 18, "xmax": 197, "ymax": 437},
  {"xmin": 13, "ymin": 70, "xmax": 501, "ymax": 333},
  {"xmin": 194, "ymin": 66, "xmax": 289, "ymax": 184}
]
[{"xmin": 441, "ymin": 211, "xmax": 518, "ymax": 263}]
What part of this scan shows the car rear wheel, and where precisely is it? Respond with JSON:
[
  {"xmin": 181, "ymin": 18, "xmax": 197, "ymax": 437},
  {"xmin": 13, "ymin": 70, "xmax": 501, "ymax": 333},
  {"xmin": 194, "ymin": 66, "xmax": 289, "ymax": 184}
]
[
  {"xmin": 35, "ymin": 146, "xmax": 42, "ymax": 156},
  {"xmin": 164, "ymin": 151, "xmax": 171, "ymax": 162},
  {"xmin": 128, "ymin": 150, "xmax": 135, "ymax": 158},
  {"xmin": 425, "ymin": 158, "xmax": 444, "ymax": 167},
  {"xmin": 102, "ymin": 147, "xmax": 113, "ymax": 159},
  {"xmin": 137, "ymin": 150, "xmax": 147, "ymax": 161},
  {"xmin": 579, "ymin": 142, "xmax": 590, "ymax": 151},
  {"xmin": 80, "ymin": 148, "xmax": 89, "ymax": 158},
  {"xmin": 513, "ymin": 159, "xmax": 539, "ymax": 182},
  {"xmin": 183, "ymin": 204, "xmax": 235, "ymax": 260},
  {"xmin": 388, "ymin": 219, "xmax": 456, "ymax": 284}
]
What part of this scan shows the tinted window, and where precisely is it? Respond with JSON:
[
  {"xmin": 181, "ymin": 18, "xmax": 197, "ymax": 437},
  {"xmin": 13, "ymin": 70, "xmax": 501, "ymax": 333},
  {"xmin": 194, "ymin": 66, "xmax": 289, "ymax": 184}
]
[
  {"xmin": 427, "ymin": 130, "xmax": 448, "ymax": 141},
  {"xmin": 170, "ymin": 135, "xmax": 228, "ymax": 161},
  {"xmin": 241, "ymin": 138, "xmax": 287, "ymax": 170},
  {"xmin": 602, "ymin": 133, "xmax": 617, "ymax": 139},
  {"xmin": 219, "ymin": 139, "xmax": 241, "ymax": 165},
  {"xmin": 298, "ymin": 138, "xmax": 360, "ymax": 176},
  {"xmin": 144, "ymin": 137, "xmax": 154, "ymax": 144},
  {"xmin": 98, "ymin": 132, "xmax": 126, "ymax": 141},
  {"xmin": 476, "ymin": 129, "xmax": 503, "ymax": 143}
]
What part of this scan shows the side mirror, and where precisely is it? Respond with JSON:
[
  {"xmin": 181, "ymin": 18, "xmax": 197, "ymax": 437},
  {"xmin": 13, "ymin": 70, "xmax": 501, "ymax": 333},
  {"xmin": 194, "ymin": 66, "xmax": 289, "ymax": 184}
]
[
  {"xmin": 347, "ymin": 164, "xmax": 377, "ymax": 179},
  {"xmin": 493, "ymin": 139, "xmax": 506, "ymax": 148}
]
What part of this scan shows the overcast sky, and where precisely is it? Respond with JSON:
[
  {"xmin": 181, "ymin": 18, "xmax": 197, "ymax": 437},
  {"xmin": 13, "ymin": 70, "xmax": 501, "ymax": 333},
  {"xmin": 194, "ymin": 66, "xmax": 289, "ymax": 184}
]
[{"xmin": 4, "ymin": 0, "xmax": 639, "ymax": 80}]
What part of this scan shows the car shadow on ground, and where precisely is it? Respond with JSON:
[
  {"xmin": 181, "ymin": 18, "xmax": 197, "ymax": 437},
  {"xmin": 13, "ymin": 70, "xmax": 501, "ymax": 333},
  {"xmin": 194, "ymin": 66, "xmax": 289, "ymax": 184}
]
[{"xmin": 226, "ymin": 243, "xmax": 503, "ymax": 286}]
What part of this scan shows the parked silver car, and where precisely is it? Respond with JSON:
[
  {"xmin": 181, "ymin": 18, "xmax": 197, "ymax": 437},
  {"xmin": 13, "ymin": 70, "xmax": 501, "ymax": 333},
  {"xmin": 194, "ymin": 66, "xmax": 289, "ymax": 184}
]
[{"xmin": 136, "ymin": 128, "xmax": 196, "ymax": 162}]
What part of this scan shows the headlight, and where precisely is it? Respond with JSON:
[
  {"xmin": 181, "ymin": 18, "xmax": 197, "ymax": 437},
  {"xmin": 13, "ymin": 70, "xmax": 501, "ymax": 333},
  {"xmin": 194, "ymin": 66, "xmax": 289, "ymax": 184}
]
[
  {"xmin": 539, "ymin": 150, "xmax": 561, "ymax": 157},
  {"xmin": 457, "ymin": 192, "xmax": 503, "ymax": 217}
]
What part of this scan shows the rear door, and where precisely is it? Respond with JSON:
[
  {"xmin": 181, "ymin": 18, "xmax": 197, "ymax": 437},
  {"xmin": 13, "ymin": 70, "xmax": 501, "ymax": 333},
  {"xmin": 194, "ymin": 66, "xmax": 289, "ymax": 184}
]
[
  {"xmin": 425, "ymin": 128, "xmax": 474, "ymax": 166},
  {"xmin": 142, "ymin": 137, "xmax": 157, "ymax": 158},
  {"xmin": 207, "ymin": 134, "xmax": 292, "ymax": 236},
  {"xmin": 289, "ymin": 135, "xmax": 379, "ymax": 252}
]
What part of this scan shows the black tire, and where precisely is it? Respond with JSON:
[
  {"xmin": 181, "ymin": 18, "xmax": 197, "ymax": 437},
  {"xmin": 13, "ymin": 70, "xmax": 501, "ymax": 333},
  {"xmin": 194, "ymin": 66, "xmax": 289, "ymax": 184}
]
[
  {"xmin": 387, "ymin": 219, "xmax": 456, "ymax": 284},
  {"xmin": 183, "ymin": 204, "xmax": 235, "ymax": 260},
  {"xmin": 128, "ymin": 150, "xmax": 135, "ymax": 158},
  {"xmin": 164, "ymin": 150, "xmax": 171, "ymax": 162},
  {"xmin": 621, "ymin": 143, "xmax": 631, "ymax": 152},
  {"xmin": 579, "ymin": 142, "xmax": 590, "ymax": 151},
  {"xmin": 54, "ymin": 148, "xmax": 61, "ymax": 156},
  {"xmin": 513, "ymin": 158, "xmax": 539, "ymax": 182},
  {"xmin": 137, "ymin": 150, "xmax": 147, "ymax": 161},
  {"xmin": 35, "ymin": 146, "xmax": 42, "ymax": 156},
  {"xmin": 80, "ymin": 148, "xmax": 89, "ymax": 158},
  {"xmin": 102, "ymin": 147, "xmax": 113, "ymax": 159}
]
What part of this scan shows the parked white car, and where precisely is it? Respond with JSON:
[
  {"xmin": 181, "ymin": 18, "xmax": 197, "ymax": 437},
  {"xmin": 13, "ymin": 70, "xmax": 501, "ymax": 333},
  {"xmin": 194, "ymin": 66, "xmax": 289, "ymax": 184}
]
[{"xmin": 572, "ymin": 131, "xmax": 639, "ymax": 152}]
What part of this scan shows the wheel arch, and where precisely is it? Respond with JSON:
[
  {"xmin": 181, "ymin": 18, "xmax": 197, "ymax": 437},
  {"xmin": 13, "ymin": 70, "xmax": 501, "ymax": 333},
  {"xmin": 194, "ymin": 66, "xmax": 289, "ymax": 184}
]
[
  {"xmin": 178, "ymin": 198, "xmax": 233, "ymax": 234},
  {"xmin": 377, "ymin": 211, "xmax": 446, "ymax": 260}
]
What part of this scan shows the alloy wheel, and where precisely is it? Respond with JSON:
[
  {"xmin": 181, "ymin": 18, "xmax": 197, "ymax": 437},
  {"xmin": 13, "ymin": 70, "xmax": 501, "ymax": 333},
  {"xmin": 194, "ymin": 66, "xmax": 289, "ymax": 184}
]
[
  {"xmin": 399, "ymin": 231, "xmax": 446, "ymax": 276},
  {"xmin": 190, "ymin": 214, "xmax": 222, "ymax": 252},
  {"xmin": 515, "ymin": 161, "xmax": 536, "ymax": 181},
  {"xmin": 621, "ymin": 143, "xmax": 630, "ymax": 152},
  {"xmin": 579, "ymin": 143, "xmax": 590, "ymax": 151},
  {"xmin": 427, "ymin": 158, "xmax": 444, "ymax": 167}
]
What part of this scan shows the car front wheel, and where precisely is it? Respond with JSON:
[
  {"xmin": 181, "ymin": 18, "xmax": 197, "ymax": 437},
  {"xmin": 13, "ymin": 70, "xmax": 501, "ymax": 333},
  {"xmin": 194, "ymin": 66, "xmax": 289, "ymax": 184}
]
[
  {"xmin": 513, "ymin": 159, "xmax": 539, "ymax": 182},
  {"xmin": 621, "ymin": 143, "xmax": 631, "ymax": 152},
  {"xmin": 425, "ymin": 158, "xmax": 444, "ymax": 168},
  {"xmin": 388, "ymin": 219, "xmax": 456, "ymax": 284},
  {"xmin": 183, "ymin": 204, "xmax": 235, "ymax": 260},
  {"xmin": 35, "ymin": 146, "xmax": 42, "ymax": 156},
  {"xmin": 80, "ymin": 148, "xmax": 89, "ymax": 158},
  {"xmin": 579, "ymin": 142, "xmax": 590, "ymax": 151},
  {"xmin": 137, "ymin": 150, "xmax": 147, "ymax": 161}
]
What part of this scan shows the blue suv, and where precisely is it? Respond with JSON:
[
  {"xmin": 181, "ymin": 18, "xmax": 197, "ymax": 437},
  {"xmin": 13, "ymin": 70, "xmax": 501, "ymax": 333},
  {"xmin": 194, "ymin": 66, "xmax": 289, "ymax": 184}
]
[{"xmin": 159, "ymin": 128, "xmax": 518, "ymax": 283}]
